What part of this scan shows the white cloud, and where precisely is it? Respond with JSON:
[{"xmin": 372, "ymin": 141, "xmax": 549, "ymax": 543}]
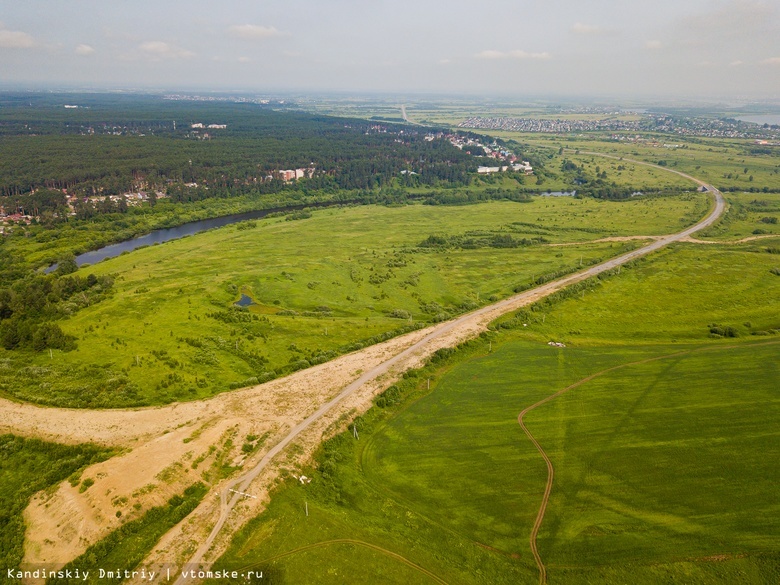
[
  {"xmin": 730, "ymin": 59, "xmax": 744, "ymax": 66},
  {"xmin": 75, "ymin": 44, "xmax": 95, "ymax": 56},
  {"xmin": 476, "ymin": 50, "xmax": 505, "ymax": 60},
  {"xmin": 229, "ymin": 24, "xmax": 285, "ymax": 40},
  {"xmin": 761, "ymin": 56, "xmax": 780, "ymax": 65},
  {"xmin": 0, "ymin": 25, "xmax": 36, "ymax": 49},
  {"xmin": 237, "ymin": 56, "xmax": 251, "ymax": 63},
  {"xmin": 571, "ymin": 22, "xmax": 606, "ymax": 35},
  {"xmin": 138, "ymin": 41, "xmax": 195, "ymax": 60},
  {"xmin": 645, "ymin": 40, "xmax": 663, "ymax": 50},
  {"xmin": 476, "ymin": 50, "xmax": 551, "ymax": 60}
]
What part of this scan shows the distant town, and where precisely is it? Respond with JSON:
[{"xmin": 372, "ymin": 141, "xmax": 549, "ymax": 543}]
[{"xmin": 459, "ymin": 114, "xmax": 780, "ymax": 140}]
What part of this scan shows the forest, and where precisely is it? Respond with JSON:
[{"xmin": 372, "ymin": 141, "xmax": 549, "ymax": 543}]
[{"xmin": 0, "ymin": 93, "xmax": 475, "ymax": 201}]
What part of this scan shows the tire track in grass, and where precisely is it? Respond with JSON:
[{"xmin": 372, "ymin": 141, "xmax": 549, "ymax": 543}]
[{"xmin": 516, "ymin": 341, "xmax": 780, "ymax": 585}]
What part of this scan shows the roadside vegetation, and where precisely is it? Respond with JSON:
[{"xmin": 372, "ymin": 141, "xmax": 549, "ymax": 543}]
[
  {"xmin": 0, "ymin": 435, "xmax": 113, "ymax": 582},
  {"xmin": 47, "ymin": 483, "xmax": 207, "ymax": 585},
  {"xmin": 697, "ymin": 192, "xmax": 780, "ymax": 240}
]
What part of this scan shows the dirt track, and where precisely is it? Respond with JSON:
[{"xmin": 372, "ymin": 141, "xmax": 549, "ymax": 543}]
[
  {"xmin": 517, "ymin": 350, "xmax": 692, "ymax": 585},
  {"xmin": 517, "ymin": 340, "xmax": 779, "ymax": 584},
  {"xmin": 5, "ymin": 155, "xmax": 726, "ymax": 584}
]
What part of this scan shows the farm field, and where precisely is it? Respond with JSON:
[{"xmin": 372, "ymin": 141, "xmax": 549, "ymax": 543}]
[
  {"xmin": 308, "ymin": 100, "xmax": 643, "ymax": 127},
  {"xmin": 0, "ymin": 195, "xmax": 707, "ymax": 408},
  {"xmin": 209, "ymin": 237, "xmax": 780, "ymax": 584}
]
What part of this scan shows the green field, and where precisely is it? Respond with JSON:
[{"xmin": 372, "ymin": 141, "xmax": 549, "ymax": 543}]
[
  {"xmin": 210, "ymin": 237, "xmax": 780, "ymax": 584},
  {"xmin": 533, "ymin": 342, "xmax": 780, "ymax": 583},
  {"xmin": 0, "ymin": 195, "xmax": 707, "ymax": 407},
  {"xmin": 698, "ymin": 192, "xmax": 780, "ymax": 240},
  {"xmin": 507, "ymin": 241, "xmax": 780, "ymax": 344}
]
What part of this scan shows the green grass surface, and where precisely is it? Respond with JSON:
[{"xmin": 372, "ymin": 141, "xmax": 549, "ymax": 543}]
[
  {"xmin": 0, "ymin": 195, "xmax": 706, "ymax": 407},
  {"xmin": 699, "ymin": 192, "xmax": 780, "ymax": 240},
  {"xmin": 507, "ymin": 242, "xmax": 780, "ymax": 344},
  {"xmin": 530, "ymin": 343, "xmax": 780, "ymax": 581},
  {"xmin": 211, "ymin": 240, "xmax": 779, "ymax": 584}
]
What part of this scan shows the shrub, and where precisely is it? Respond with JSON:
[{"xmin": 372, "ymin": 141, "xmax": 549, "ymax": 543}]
[
  {"xmin": 389, "ymin": 309, "xmax": 411, "ymax": 319},
  {"xmin": 708, "ymin": 324, "xmax": 738, "ymax": 338}
]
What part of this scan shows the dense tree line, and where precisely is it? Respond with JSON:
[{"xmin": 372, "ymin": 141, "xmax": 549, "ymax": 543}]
[
  {"xmin": 0, "ymin": 265, "xmax": 113, "ymax": 351},
  {"xmin": 0, "ymin": 96, "xmax": 476, "ymax": 202}
]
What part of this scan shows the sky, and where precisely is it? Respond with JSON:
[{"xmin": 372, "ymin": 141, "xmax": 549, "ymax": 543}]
[{"xmin": 0, "ymin": 0, "xmax": 778, "ymax": 99}]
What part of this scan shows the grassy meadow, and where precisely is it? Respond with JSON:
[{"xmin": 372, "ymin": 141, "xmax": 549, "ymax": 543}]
[
  {"xmin": 0, "ymin": 195, "xmax": 707, "ymax": 407},
  {"xmin": 209, "ymin": 235, "xmax": 779, "ymax": 584},
  {"xmin": 698, "ymin": 191, "xmax": 780, "ymax": 240},
  {"xmin": 504, "ymin": 241, "xmax": 780, "ymax": 344}
]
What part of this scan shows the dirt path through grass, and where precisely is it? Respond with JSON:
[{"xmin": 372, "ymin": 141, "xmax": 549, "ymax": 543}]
[{"xmin": 517, "ymin": 340, "xmax": 780, "ymax": 584}]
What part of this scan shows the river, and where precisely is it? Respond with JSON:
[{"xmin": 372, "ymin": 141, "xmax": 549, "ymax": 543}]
[
  {"xmin": 46, "ymin": 201, "xmax": 345, "ymax": 272},
  {"xmin": 735, "ymin": 114, "xmax": 780, "ymax": 126}
]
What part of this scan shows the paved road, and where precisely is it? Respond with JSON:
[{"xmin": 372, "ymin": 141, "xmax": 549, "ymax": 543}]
[{"xmin": 174, "ymin": 157, "xmax": 725, "ymax": 583}]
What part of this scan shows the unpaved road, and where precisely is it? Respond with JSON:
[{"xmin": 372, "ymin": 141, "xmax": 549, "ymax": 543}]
[{"xmin": 3, "ymin": 155, "xmax": 725, "ymax": 583}]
